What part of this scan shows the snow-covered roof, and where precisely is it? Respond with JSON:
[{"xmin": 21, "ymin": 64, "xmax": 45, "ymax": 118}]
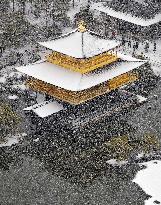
[
  {"xmin": 117, "ymin": 53, "xmax": 147, "ymax": 62},
  {"xmin": 16, "ymin": 56, "xmax": 145, "ymax": 91},
  {"xmin": 38, "ymin": 29, "xmax": 120, "ymax": 58},
  {"xmin": 91, "ymin": 3, "xmax": 161, "ymax": 27},
  {"xmin": 23, "ymin": 101, "xmax": 64, "ymax": 118}
]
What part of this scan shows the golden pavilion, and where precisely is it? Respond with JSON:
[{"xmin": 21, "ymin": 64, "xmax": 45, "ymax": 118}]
[{"xmin": 16, "ymin": 22, "xmax": 146, "ymax": 119}]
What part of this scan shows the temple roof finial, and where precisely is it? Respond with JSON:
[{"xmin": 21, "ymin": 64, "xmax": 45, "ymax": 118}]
[{"xmin": 78, "ymin": 20, "xmax": 87, "ymax": 32}]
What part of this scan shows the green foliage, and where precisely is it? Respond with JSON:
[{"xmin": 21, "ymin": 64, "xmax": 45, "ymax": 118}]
[
  {"xmin": 0, "ymin": 102, "xmax": 21, "ymax": 141},
  {"xmin": 76, "ymin": 134, "xmax": 161, "ymax": 164},
  {"xmin": 102, "ymin": 136, "xmax": 133, "ymax": 160},
  {"xmin": 139, "ymin": 135, "xmax": 160, "ymax": 153},
  {"xmin": 101, "ymin": 134, "xmax": 161, "ymax": 161}
]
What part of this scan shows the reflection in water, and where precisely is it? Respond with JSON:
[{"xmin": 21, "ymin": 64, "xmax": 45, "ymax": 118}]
[
  {"xmin": 0, "ymin": 147, "xmax": 14, "ymax": 170},
  {"xmin": 25, "ymin": 116, "xmax": 160, "ymax": 187},
  {"xmin": 0, "ymin": 115, "xmax": 160, "ymax": 205},
  {"xmin": 36, "ymin": 135, "xmax": 160, "ymax": 186},
  {"xmin": 0, "ymin": 156, "xmax": 150, "ymax": 205}
]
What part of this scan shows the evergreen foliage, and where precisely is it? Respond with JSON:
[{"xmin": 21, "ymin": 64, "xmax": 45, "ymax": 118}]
[{"xmin": 0, "ymin": 102, "xmax": 21, "ymax": 141}]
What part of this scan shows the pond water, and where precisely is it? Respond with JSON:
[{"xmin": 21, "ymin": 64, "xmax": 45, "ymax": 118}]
[{"xmin": 1, "ymin": 78, "xmax": 161, "ymax": 205}]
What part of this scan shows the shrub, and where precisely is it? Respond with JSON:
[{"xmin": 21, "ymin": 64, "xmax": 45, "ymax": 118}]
[{"xmin": 0, "ymin": 102, "xmax": 21, "ymax": 141}]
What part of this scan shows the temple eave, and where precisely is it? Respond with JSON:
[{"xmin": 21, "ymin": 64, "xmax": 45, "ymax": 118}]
[{"xmin": 26, "ymin": 71, "xmax": 138, "ymax": 105}]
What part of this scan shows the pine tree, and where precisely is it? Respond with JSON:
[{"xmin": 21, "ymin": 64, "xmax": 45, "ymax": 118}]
[{"xmin": 0, "ymin": 102, "xmax": 21, "ymax": 141}]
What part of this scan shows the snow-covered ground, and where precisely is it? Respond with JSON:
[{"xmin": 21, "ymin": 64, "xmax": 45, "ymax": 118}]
[
  {"xmin": 8, "ymin": 95, "xmax": 19, "ymax": 100},
  {"xmin": 67, "ymin": 0, "xmax": 89, "ymax": 21},
  {"xmin": 133, "ymin": 160, "xmax": 161, "ymax": 205},
  {"xmin": 117, "ymin": 39, "xmax": 161, "ymax": 76},
  {"xmin": 0, "ymin": 135, "xmax": 21, "ymax": 148},
  {"xmin": 106, "ymin": 159, "xmax": 128, "ymax": 166}
]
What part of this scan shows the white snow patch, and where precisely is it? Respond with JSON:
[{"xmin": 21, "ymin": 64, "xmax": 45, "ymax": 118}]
[
  {"xmin": 12, "ymin": 83, "xmax": 27, "ymax": 90},
  {"xmin": 8, "ymin": 95, "xmax": 19, "ymax": 100},
  {"xmin": 144, "ymin": 197, "xmax": 159, "ymax": 205},
  {"xmin": 106, "ymin": 159, "xmax": 128, "ymax": 166},
  {"xmin": 152, "ymin": 65, "xmax": 161, "ymax": 76},
  {"xmin": 0, "ymin": 135, "xmax": 21, "ymax": 147},
  {"xmin": 117, "ymin": 53, "xmax": 147, "ymax": 62},
  {"xmin": 133, "ymin": 160, "xmax": 161, "ymax": 204},
  {"xmin": 0, "ymin": 75, "xmax": 7, "ymax": 83},
  {"xmin": 137, "ymin": 95, "xmax": 147, "ymax": 103},
  {"xmin": 9, "ymin": 71, "xmax": 24, "ymax": 78},
  {"xmin": 136, "ymin": 152, "xmax": 145, "ymax": 159},
  {"xmin": 21, "ymin": 133, "xmax": 27, "ymax": 137},
  {"xmin": 33, "ymin": 138, "xmax": 39, "ymax": 142}
]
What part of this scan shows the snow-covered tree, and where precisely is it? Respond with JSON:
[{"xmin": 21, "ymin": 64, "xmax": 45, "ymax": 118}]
[{"xmin": 0, "ymin": 102, "xmax": 21, "ymax": 141}]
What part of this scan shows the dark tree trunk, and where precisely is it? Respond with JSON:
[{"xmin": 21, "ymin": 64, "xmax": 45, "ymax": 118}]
[{"xmin": 12, "ymin": 0, "xmax": 15, "ymax": 12}]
